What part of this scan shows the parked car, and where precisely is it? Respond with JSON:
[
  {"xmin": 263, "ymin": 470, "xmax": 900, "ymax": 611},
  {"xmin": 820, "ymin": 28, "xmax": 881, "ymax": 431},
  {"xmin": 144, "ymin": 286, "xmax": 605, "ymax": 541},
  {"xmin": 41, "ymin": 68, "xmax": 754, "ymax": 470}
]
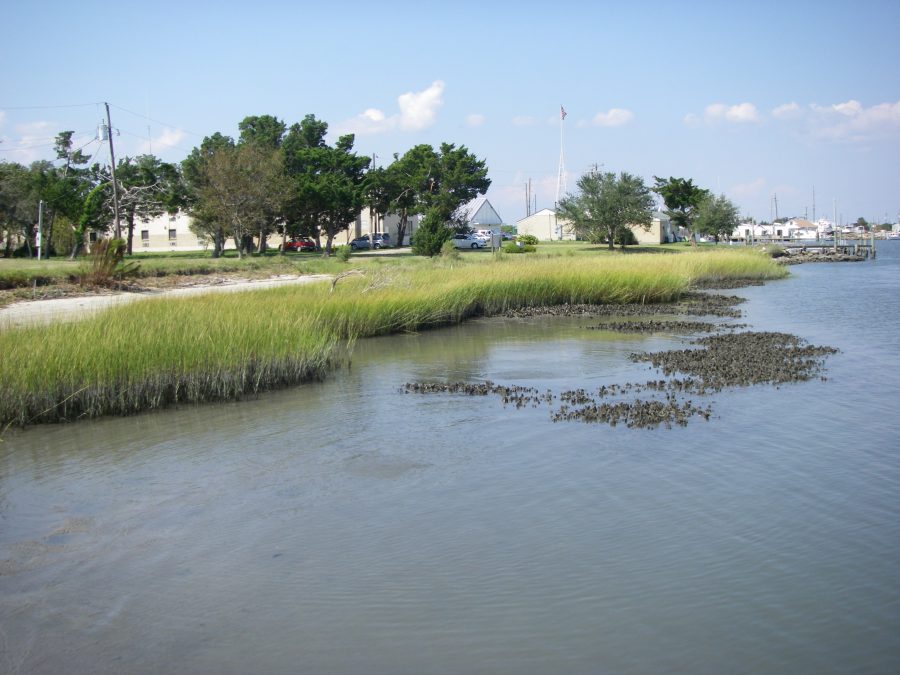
[
  {"xmin": 283, "ymin": 237, "xmax": 319, "ymax": 252},
  {"xmin": 452, "ymin": 233, "xmax": 485, "ymax": 249},
  {"xmin": 350, "ymin": 233, "xmax": 391, "ymax": 249}
]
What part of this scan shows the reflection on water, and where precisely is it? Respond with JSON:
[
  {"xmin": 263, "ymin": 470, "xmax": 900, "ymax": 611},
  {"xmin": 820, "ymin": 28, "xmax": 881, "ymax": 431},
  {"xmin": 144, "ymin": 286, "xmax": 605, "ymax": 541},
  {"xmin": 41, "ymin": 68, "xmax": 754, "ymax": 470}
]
[{"xmin": 2, "ymin": 243, "xmax": 899, "ymax": 674}]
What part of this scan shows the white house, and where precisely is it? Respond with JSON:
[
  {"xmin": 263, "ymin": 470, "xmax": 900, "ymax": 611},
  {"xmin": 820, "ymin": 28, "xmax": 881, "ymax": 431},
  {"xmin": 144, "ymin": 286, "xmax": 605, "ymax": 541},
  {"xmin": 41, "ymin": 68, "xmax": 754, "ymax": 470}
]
[{"xmin": 459, "ymin": 197, "xmax": 504, "ymax": 228}]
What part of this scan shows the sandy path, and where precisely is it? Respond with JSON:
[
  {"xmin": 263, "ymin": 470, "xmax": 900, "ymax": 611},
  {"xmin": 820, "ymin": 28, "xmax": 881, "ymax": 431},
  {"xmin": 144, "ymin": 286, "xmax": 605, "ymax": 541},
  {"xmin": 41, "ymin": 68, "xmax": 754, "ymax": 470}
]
[{"xmin": 0, "ymin": 274, "xmax": 332, "ymax": 330}]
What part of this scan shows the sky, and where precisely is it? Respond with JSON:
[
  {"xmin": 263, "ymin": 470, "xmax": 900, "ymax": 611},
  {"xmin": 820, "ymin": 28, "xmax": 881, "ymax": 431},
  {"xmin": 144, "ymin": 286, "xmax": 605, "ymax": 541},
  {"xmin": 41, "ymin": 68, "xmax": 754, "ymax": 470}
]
[{"xmin": 2, "ymin": 0, "xmax": 899, "ymax": 226}]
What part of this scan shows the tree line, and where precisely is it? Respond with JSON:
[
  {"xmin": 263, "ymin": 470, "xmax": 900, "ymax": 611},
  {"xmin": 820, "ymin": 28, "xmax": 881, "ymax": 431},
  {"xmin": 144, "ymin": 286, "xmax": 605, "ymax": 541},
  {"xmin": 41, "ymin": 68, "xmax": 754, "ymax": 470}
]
[
  {"xmin": 558, "ymin": 171, "xmax": 742, "ymax": 248},
  {"xmin": 0, "ymin": 114, "xmax": 491, "ymax": 259}
]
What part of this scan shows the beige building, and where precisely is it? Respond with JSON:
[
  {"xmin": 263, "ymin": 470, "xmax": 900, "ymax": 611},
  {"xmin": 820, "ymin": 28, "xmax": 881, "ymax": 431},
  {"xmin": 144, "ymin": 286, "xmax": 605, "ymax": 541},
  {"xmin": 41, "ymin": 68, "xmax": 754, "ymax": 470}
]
[
  {"xmin": 515, "ymin": 209, "xmax": 575, "ymax": 241},
  {"xmin": 131, "ymin": 208, "xmax": 424, "ymax": 252},
  {"xmin": 628, "ymin": 212, "xmax": 676, "ymax": 244},
  {"xmin": 515, "ymin": 209, "xmax": 674, "ymax": 244},
  {"xmin": 135, "ymin": 212, "xmax": 206, "ymax": 251}
]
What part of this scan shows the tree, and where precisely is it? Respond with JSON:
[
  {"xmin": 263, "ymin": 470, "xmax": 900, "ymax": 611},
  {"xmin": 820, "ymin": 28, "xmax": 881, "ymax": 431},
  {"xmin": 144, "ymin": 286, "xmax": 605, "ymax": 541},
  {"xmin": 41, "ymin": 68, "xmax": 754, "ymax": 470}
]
[
  {"xmin": 282, "ymin": 116, "xmax": 370, "ymax": 255},
  {"xmin": 182, "ymin": 133, "xmax": 236, "ymax": 257},
  {"xmin": 50, "ymin": 131, "xmax": 91, "ymax": 254},
  {"xmin": 695, "ymin": 194, "xmax": 741, "ymax": 243},
  {"xmin": 410, "ymin": 143, "xmax": 490, "ymax": 256},
  {"xmin": 652, "ymin": 176, "xmax": 709, "ymax": 245},
  {"xmin": 115, "ymin": 155, "xmax": 184, "ymax": 254},
  {"xmin": 557, "ymin": 170, "xmax": 655, "ymax": 250},
  {"xmin": 238, "ymin": 114, "xmax": 287, "ymax": 149},
  {"xmin": 362, "ymin": 145, "xmax": 436, "ymax": 249},
  {"xmin": 0, "ymin": 161, "xmax": 35, "ymax": 256},
  {"xmin": 194, "ymin": 143, "xmax": 291, "ymax": 258}
]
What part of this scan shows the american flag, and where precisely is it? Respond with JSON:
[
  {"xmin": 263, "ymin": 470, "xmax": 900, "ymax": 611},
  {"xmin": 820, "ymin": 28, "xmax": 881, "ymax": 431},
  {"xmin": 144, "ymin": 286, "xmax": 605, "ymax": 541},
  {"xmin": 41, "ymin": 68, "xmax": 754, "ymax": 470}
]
[{"xmin": 560, "ymin": 106, "xmax": 567, "ymax": 120}]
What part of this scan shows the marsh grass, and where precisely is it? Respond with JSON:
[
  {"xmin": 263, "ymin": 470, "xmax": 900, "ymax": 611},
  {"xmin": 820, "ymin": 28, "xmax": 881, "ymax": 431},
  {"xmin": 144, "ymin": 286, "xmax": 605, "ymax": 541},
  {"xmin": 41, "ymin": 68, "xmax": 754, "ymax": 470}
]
[{"xmin": 0, "ymin": 249, "xmax": 785, "ymax": 426}]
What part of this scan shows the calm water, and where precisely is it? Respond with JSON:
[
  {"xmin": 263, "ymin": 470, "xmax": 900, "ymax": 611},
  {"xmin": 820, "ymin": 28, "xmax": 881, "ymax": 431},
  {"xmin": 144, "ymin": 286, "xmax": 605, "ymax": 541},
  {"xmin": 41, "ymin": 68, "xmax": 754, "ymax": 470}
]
[{"xmin": 2, "ymin": 243, "xmax": 899, "ymax": 674}]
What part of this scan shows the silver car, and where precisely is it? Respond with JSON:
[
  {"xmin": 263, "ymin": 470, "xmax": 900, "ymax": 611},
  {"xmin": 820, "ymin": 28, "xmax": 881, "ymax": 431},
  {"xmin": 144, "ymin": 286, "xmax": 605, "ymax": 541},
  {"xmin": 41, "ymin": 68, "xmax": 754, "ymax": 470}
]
[{"xmin": 451, "ymin": 233, "xmax": 485, "ymax": 249}]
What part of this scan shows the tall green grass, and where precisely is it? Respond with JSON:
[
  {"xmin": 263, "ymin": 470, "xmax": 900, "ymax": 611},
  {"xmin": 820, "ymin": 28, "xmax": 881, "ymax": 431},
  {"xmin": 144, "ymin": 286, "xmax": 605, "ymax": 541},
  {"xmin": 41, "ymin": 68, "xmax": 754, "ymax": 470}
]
[{"xmin": 0, "ymin": 249, "xmax": 784, "ymax": 426}]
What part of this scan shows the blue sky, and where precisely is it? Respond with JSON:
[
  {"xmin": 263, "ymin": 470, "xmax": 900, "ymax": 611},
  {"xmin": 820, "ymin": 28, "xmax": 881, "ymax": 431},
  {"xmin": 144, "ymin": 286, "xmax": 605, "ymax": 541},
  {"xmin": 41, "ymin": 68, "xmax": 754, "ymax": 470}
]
[{"xmin": 2, "ymin": 0, "xmax": 898, "ymax": 225}]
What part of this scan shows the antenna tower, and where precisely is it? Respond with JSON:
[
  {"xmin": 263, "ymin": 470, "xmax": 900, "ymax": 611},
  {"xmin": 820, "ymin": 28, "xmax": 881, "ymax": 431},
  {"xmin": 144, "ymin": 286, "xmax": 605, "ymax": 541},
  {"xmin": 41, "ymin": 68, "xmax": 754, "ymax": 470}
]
[{"xmin": 555, "ymin": 105, "xmax": 567, "ymax": 205}]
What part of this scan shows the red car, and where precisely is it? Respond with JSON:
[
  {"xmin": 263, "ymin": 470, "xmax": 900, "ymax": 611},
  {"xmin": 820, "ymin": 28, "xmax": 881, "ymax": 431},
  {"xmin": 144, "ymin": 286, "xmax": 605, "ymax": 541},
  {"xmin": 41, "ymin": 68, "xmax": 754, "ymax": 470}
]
[{"xmin": 283, "ymin": 237, "xmax": 319, "ymax": 252}]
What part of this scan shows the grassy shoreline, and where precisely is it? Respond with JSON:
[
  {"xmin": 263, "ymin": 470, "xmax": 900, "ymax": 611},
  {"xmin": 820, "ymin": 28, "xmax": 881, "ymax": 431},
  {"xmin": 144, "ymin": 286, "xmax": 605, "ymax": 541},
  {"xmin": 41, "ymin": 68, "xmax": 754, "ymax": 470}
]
[{"xmin": 0, "ymin": 249, "xmax": 786, "ymax": 427}]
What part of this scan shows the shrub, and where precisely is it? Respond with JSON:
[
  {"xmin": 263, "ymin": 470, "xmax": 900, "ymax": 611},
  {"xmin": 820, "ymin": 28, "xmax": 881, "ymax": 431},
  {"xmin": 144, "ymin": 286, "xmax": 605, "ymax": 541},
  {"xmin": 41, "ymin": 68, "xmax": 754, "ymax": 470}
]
[
  {"xmin": 411, "ymin": 210, "xmax": 453, "ymax": 256},
  {"xmin": 517, "ymin": 234, "xmax": 539, "ymax": 246},
  {"xmin": 78, "ymin": 238, "xmax": 140, "ymax": 287},
  {"xmin": 440, "ymin": 240, "xmax": 460, "ymax": 259},
  {"xmin": 502, "ymin": 242, "xmax": 536, "ymax": 254},
  {"xmin": 333, "ymin": 245, "xmax": 352, "ymax": 262}
]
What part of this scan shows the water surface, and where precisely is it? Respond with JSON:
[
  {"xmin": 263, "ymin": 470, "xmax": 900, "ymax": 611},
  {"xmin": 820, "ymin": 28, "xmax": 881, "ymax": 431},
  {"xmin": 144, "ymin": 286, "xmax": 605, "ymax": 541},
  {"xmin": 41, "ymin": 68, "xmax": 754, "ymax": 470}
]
[{"xmin": 2, "ymin": 243, "xmax": 899, "ymax": 674}]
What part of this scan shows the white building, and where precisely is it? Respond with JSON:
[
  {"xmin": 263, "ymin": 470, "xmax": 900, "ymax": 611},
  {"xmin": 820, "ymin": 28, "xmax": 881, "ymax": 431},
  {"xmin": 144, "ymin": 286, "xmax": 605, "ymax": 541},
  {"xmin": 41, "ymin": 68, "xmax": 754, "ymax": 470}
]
[
  {"xmin": 135, "ymin": 212, "xmax": 206, "ymax": 251},
  {"xmin": 459, "ymin": 197, "xmax": 504, "ymax": 228}
]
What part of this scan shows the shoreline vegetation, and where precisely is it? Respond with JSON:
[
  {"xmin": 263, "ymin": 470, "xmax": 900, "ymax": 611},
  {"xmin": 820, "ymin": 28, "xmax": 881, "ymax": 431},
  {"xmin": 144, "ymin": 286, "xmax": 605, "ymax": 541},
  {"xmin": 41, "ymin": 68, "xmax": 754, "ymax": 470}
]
[{"xmin": 1, "ymin": 249, "xmax": 788, "ymax": 428}]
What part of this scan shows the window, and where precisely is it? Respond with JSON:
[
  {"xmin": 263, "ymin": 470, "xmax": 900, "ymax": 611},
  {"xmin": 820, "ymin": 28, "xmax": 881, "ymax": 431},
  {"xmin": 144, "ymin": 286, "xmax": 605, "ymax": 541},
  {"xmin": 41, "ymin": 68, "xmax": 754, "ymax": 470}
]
[
  {"xmin": 168, "ymin": 229, "xmax": 177, "ymax": 241},
  {"xmin": 141, "ymin": 230, "xmax": 149, "ymax": 241}
]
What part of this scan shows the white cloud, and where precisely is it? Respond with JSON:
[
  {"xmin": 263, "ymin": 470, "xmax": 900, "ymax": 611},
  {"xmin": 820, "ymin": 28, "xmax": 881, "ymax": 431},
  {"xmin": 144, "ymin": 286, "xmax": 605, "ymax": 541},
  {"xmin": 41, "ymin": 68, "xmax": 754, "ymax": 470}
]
[
  {"xmin": 589, "ymin": 108, "xmax": 634, "ymax": 127},
  {"xmin": 338, "ymin": 80, "xmax": 445, "ymax": 136},
  {"xmin": 0, "ymin": 110, "xmax": 6, "ymax": 127},
  {"xmin": 686, "ymin": 102, "xmax": 760, "ymax": 125},
  {"xmin": 730, "ymin": 177, "xmax": 767, "ymax": 198},
  {"xmin": 772, "ymin": 102, "xmax": 801, "ymax": 119},
  {"xmin": 137, "ymin": 127, "xmax": 187, "ymax": 154},
  {"xmin": 512, "ymin": 116, "xmax": 537, "ymax": 127},
  {"xmin": 397, "ymin": 80, "xmax": 444, "ymax": 131},
  {"xmin": 466, "ymin": 113, "xmax": 485, "ymax": 127},
  {"xmin": 808, "ymin": 99, "xmax": 900, "ymax": 141},
  {"xmin": 725, "ymin": 103, "xmax": 759, "ymax": 122}
]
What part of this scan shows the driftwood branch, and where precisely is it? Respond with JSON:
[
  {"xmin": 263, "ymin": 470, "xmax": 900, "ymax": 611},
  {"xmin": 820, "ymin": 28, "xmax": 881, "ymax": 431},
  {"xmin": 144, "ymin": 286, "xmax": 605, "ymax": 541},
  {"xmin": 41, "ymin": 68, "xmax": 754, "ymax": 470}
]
[{"xmin": 330, "ymin": 269, "xmax": 365, "ymax": 293}]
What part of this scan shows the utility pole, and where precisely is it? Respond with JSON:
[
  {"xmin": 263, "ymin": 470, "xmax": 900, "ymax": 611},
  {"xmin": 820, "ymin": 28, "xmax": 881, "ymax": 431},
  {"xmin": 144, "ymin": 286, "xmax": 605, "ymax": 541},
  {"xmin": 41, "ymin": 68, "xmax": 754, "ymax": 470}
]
[
  {"xmin": 104, "ymin": 102, "xmax": 122, "ymax": 239},
  {"xmin": 36, "ymin": 199, "xmax": 44, "ymax": 260}
]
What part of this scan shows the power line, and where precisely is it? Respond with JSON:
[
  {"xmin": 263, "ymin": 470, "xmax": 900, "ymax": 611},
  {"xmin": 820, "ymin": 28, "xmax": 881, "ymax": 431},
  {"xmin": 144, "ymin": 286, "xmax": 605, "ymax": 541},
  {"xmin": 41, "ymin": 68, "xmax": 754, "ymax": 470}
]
[
  {"xmin": 108, "ymin": 103, "xmax": 203, "ymax": 137},
  {"xmin": 0, "ymin": 102, "xmax": 101, "ymax": 110}
]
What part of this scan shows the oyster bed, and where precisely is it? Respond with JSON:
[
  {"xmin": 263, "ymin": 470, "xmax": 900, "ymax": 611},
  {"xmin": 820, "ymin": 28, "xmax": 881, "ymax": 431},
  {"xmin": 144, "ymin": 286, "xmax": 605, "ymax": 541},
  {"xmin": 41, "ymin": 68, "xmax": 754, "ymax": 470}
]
[{"xmin": 403, "ymin": 293, "xmax": 837, "ymax": 429}]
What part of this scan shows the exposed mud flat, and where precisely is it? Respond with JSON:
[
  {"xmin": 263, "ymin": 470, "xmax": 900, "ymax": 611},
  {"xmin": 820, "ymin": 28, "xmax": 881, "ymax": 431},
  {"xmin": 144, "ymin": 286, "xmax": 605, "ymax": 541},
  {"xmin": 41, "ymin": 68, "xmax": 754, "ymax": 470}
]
[
  {"xmin": 404, "ymin": 293, "xmax": 838, "ymax": 429},
  {"xmin": 500, "ymin": 291, "xmax": 747, "ymax": 319}
]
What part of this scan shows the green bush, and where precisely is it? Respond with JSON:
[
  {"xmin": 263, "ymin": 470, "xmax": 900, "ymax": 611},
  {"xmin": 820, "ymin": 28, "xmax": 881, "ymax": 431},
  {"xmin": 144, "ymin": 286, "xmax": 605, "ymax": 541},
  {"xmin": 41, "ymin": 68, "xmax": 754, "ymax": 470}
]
[
  {"xmin": 440, "ymin": 240, "xmax": 460, "ymax": 259},
  {"xmin": 333, "ymin": 245, "xmax": 352, "ymax": 262},
  {"xmin": 502, "ymin": 242, "xmax": 536, "ymax": 254},
  {"xmin": 517, "ymin": 234, "xmax": 539, "ymax": 246},
  {"xmin": 411, "ymin": 210, "xmax": 453, "ymax": 256}
]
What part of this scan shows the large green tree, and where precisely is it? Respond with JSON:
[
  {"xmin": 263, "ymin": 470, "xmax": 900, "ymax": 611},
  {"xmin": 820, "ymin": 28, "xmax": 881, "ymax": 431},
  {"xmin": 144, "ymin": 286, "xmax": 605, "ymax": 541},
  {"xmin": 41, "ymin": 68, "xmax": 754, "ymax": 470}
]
[
  {"xmin": 410, "ymin": 143, "xmax": 490, "ymax": 256},
  {"xmin": 0, "ymin": 161, "xmax": 35, "ymax": 256},
  {"xmin": 182, "ymin": 132, "xmax": 236, "ymax": 257},
  {"xmin": 557, "ymin": 170, "xmax": 655, "ymax": 250},
  {"xmin": 652, "ymin": 176, "xmax": 709, "ymax": 245},
  {"xmin": 282, "ymin": 116, "xmax": 370, "ymax": 255},
  {"xmin": 194, "ymin": 142, "xmax": 290, "ymax": 258},
  {"xmin": 695, "ymin": 194, "xmax": 741, "ymax": 243},
  {"xmin": 238, "ymin": 114, "xmax": 287, "ymax": 150}
]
